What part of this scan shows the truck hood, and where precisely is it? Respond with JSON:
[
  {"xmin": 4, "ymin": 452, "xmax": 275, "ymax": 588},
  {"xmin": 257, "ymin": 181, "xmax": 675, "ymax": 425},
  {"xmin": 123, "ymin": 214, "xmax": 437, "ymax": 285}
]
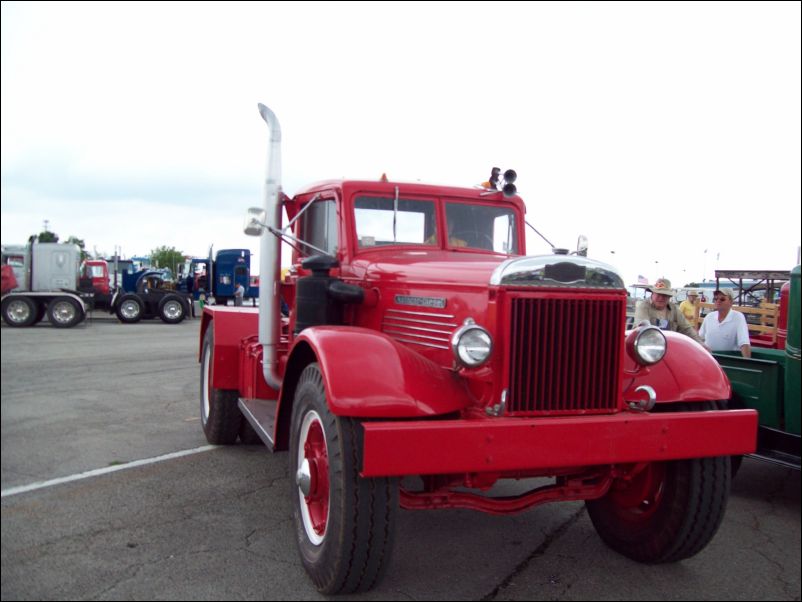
[
  {"xmin": 351, "ymin": 250, "xmax": 506, "ymax": 288},
  {"xmin": 350, "ymin": 250, "xmax": 625, "ymax": 290}
]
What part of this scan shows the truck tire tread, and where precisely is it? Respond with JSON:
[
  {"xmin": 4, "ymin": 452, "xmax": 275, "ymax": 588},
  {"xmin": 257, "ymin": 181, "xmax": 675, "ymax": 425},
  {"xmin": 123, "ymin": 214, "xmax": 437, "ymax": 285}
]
[
  {"xmin": 200, "ymin": 328, "xmax": 241, "ymax": 444},
  {"xmin": 291, "ymin": 363, "xmax": 398, "ymax": 594},
  {"xmin": 586, "ymin": 402, "xmax": 730, "ymax": 563}
]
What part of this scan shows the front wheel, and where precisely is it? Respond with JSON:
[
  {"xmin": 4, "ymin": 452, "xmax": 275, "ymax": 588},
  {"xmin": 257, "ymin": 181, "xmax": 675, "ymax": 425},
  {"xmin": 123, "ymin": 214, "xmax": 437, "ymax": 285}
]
[
  {"xmin": 587, "ymin": 405, "xmax": 730, "ymax": 562},
  {"xmin": 290, "ymin": 363, "xmax": 398, "ymax": 594}
]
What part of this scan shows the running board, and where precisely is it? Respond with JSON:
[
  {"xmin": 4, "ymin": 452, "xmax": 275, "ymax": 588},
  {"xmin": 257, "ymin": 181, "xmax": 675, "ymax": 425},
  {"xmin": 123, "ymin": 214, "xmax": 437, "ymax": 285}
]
[{"xmin": 238, "ymin": 398, "xmax": 278, "ymax": 451}]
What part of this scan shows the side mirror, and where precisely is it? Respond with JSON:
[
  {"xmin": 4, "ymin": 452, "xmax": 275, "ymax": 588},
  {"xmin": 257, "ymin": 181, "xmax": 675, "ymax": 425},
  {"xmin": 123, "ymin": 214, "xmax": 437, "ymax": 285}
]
[
  {"xmin": 576, "ymin": 235, "xmax": 588, "ymax": 257},
  {"xmin": 243, "ymin": 207, "xmax": 266, "ymax": 237}
]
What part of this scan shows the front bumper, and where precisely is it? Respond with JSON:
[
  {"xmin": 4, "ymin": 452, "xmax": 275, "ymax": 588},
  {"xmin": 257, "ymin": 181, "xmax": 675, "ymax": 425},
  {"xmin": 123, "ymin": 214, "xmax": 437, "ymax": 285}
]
[{"xmin": 361, "ymin": 409, "xmax": 757, "ymax": 477}]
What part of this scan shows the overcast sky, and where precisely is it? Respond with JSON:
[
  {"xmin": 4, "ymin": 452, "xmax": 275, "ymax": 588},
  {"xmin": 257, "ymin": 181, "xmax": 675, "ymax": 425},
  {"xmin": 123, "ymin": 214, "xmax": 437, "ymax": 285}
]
[{"xmin": 2, "ymin": 1, "xmax": 800, "ymax": 287}]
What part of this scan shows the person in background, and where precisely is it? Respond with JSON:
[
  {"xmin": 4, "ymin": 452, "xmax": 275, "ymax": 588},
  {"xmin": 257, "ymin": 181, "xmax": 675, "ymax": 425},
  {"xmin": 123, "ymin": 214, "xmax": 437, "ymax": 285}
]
[
  {"xmin": 699, "ymin": 288, "xmax": 751, "ymax": 357},
  {"xmin": 234, "ymin": 282, "xmax": 245, "ymax": 307},
  {"xmin": 634, "ymin": 278, "xmax": 707, "ymax": 346},
  {"xmin": 679, "ymin": 290, "xmax": 701, "ymax": 327}
]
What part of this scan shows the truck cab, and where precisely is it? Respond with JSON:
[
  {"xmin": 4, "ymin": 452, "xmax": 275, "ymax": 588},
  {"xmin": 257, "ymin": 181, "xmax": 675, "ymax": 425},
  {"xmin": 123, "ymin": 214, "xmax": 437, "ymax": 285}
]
[
  {"xmin": 197, "ymin": 104, "xmax": 758, "ymax": 595},
  {"xmin": 177, "ymin": 249, "xmax": 255, "ymax": 305},
  {"xmin": 81, "ymin": 259, "xmax": 110, "ymax": 296}
]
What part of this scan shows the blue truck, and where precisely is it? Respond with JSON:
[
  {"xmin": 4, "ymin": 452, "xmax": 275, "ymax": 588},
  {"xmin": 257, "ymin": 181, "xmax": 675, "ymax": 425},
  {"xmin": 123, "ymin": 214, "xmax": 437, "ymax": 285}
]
[{"xmin": 178, "ymin": 248, "xmax": 257, "ymax": 306}]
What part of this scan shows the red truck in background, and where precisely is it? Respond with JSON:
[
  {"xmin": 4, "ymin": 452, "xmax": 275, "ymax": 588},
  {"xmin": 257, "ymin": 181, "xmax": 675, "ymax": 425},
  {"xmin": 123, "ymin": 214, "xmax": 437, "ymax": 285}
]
[{"xmin": 198, "ymin": 104, "xmax": 758, "ymax": 594}]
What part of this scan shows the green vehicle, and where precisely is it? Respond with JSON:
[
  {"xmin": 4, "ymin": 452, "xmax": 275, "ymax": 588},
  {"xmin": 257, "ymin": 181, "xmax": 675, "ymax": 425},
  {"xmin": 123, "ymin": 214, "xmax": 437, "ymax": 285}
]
[{"xmin": 714, "ymin": 265, "xmax": 800, "ymax": 470}]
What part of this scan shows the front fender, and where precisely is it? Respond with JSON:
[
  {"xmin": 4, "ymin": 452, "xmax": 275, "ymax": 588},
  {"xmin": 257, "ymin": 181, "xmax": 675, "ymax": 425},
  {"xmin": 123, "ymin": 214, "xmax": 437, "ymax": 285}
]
[
  {"xmin": 291, "ymin": 326, "xmax": 473, "ymax": 417},
  {"xmin": 624, "ymin": 331, "xmax": 731, "ymax": 404}
]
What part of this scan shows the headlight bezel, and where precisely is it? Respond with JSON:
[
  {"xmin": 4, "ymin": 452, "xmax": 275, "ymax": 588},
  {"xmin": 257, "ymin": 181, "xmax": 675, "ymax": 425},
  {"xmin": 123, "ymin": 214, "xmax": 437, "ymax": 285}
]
[
  {"xmin": 626, "ymin": 324, "xmax": 667, "ymax": 365},
  {"xmin": 451, "ymin": 319, "xmax": 493, "ymax": 368}
]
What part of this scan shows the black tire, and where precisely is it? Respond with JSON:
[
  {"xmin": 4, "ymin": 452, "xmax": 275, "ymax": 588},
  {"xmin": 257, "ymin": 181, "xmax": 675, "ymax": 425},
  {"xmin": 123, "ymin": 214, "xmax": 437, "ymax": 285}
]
[
  {"xmin": 200, "ymin": 327, "xmax": 242, "ymax": 444},
  {"xmin": 116, "ymin": 294, "xmax": 143, "ymax": 324},
  {"xmin": 1, "ymin": 296, "xmax": 38, "ymax": 327},
  {"xmin": 158, "ymin": 294, "xmax": 187, "ymax": 324},
  {"xmin": 290, "ymin": 363, "xmax": 398, "ymax": 595},
  {"xmin": 239, "ymin": 420, "xmax": 264, "ymax": 445},
  {"xmin": 717, "ymin": 399, "xmax": 745, "ymax": 479},
  {"xmin": 47, "ymin": 296, "xmax": 84, "ymax": 328},
  {"xmin": 587, "ymin": 402, "xmax": 731, "ymax": 563},
  {"xmin": 730, "ymin": 455, "xmax": 744, "ymax": 479}
]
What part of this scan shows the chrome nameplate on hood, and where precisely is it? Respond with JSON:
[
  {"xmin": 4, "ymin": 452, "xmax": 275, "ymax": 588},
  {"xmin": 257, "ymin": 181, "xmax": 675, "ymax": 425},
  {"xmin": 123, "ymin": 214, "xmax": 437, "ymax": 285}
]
[{"xmin": 394, "ymin": 295, "xmax": 448, "ymax": 309}]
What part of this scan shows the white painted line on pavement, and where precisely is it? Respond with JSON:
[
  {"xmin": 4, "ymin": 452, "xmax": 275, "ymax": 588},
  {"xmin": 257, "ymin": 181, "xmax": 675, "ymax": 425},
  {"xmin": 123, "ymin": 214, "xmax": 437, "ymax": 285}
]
[{"xmin": 1, "ymin": 445, "xmax": 218, "ymax": 498}]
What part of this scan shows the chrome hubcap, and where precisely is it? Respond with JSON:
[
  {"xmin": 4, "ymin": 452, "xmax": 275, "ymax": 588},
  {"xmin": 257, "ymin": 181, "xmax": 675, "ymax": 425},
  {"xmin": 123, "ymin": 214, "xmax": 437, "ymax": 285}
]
[
  {"xmin": 164, "ymin": 301, "xmax": 182, "ymax": 319},
  {"xmin": 296, "ymin": 458, "xmax": 312, "ymax": 496}
]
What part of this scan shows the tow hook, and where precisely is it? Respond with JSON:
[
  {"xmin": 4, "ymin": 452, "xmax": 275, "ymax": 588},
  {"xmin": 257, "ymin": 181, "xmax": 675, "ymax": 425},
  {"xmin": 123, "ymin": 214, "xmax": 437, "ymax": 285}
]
[
  {"xmin": 485, "ymin": 390, "xmax": 507, "ymax": 417},
  {"xmin": 628, "ymin": 385, "xmax": 657, "ymax": 412}
]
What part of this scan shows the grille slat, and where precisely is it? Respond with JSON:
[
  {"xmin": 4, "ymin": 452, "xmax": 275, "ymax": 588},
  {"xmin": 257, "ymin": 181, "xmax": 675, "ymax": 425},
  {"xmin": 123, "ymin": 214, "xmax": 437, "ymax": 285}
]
[{"xmin": 507, "ymin": 296, "xmax": 624, "ymax": 415}]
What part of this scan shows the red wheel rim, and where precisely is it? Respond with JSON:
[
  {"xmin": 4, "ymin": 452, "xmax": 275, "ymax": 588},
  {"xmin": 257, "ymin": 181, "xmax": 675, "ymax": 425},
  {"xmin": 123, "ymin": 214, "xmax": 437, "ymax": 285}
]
[
  {"xmin": 607, "ymin": 463, "xmax": 666, "ymax": 523},
  {"xmin": 297, "ymin": 410, "xmax": 330, "ymax": 544}
]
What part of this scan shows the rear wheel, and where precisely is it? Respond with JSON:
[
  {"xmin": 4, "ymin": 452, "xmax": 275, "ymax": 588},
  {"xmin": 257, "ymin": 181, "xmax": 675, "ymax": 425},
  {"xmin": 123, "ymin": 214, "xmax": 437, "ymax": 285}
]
[
  {"xmin": 158, "ymin": 294, "xmax": 186, "ymax": 324},
  {"xmin": 1, "ymin": 296, "xmax": 37, "ymax": 327},
  {"xmin": 587, "ymin": 403, "xmax": 730, "ymax": 563},
  {"xmin": 48, "ymin": 296, "xmax": 84, "ymax": 328},
  {"xmin": 200, "ymin": 327, "xmax": 241, "ymax": 444},
  {"xmin": 116, "ymin": 294, "xmax": 143, "ymax": 323},
  {"xmin": 290, "ymin": 363, "xmax": 398, "ymax": 594}
]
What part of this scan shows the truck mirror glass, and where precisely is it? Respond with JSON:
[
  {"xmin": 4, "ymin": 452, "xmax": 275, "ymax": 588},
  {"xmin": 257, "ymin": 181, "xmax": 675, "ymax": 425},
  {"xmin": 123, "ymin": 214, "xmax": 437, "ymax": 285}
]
[{"xmin": 244, "ymin": 207, "xmax": 266, "ymax": 236}]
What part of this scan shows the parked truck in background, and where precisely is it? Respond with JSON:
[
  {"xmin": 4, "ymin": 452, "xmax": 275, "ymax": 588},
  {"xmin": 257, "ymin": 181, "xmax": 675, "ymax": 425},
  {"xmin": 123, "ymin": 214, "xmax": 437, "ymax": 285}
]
[
  {"xmin": 178, "ymin": 247, "xmax": 257, "ymax": 305},
  {"xmin": 714, "ymin": 265, "xmax": 801, "ymax": 471},
  {"xmin": 1, "ymin": 242, "xmax": 191, "ymax": 326},
  {"xmin": 1, "ymin": 242, "xmax": 97, "ymax": 328},
  {"xmin": 197, "ymin": 104, "xmax": 758, "ymax": 594},
  {"xmin": 111, "ymin": 268, "xmax": 191, "ymax": 324}
]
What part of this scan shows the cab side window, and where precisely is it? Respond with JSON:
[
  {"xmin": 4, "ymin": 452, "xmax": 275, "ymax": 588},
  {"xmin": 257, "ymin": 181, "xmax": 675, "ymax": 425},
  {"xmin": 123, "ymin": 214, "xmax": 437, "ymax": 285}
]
[{"xmin": 300, "ymin": 200, "xmax": 338, "ymax": 256}]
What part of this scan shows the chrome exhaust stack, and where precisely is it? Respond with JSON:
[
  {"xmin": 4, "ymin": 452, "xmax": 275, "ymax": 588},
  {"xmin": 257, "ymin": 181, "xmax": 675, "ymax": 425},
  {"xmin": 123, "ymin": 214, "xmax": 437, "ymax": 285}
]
[{"xmin": 254, "ymin": 103, "xmax": 282, "ymax": 390}]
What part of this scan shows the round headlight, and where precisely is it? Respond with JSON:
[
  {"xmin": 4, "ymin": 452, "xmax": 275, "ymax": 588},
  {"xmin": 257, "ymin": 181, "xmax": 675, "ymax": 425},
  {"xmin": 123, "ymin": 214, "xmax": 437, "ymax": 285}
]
[
  {"xmin": 452, "ymin": 320, "xmax": 493, "ymax": 367},
  {"xmin": 631, "ymin": 326, "xmax": 667, "ymax": 365}
]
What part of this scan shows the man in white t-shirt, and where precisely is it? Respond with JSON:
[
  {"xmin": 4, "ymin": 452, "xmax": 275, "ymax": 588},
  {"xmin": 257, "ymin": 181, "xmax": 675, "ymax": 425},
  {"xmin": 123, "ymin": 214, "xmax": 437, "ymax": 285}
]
[{"xmin": 699, "ymin": 288, "xmax": 751, "ymax": 357}]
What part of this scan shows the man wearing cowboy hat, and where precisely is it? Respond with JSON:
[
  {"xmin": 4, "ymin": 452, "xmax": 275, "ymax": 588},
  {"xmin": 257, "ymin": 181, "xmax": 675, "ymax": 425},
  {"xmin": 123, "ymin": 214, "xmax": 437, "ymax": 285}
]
[
  {"xmin": 634, "ymin": 278, "xmax": 706, "ymax": 345},
  {"xmin": 679, "ymin": 289, "xmax": 703, "ymax": 327}
]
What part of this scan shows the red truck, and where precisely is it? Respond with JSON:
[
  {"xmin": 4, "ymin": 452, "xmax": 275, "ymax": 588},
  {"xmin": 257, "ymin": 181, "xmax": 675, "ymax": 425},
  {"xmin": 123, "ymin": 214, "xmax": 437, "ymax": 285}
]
[{"xmin": 198, "ymin": 104, "xmax": 758, "ymax": 594}]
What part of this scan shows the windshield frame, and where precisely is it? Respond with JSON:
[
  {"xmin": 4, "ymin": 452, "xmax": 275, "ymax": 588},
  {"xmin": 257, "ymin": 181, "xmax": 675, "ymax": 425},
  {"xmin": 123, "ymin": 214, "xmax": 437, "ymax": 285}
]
[{"xmin": 345, "ymin": 186, "xmax": 527, "ymax": 260}]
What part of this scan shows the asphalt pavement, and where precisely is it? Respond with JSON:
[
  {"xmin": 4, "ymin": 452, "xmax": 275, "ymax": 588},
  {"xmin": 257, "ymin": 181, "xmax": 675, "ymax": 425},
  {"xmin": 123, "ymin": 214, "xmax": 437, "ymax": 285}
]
[{"xmin": 1, "ymin": 317, "xmax": 799, "ymax": 600}]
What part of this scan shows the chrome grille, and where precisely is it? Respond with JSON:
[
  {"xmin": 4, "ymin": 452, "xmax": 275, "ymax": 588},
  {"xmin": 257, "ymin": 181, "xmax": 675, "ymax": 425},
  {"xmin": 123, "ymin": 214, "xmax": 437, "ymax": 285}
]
[{"xmin": 507, "ymin": 295, "xmax": 624, "ymax": 414}]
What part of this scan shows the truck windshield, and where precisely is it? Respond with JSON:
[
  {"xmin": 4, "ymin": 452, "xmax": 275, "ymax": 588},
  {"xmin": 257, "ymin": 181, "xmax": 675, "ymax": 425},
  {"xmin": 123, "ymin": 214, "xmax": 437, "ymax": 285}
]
[
  {"xmin": 355, "ymin": 196, "xmax": 436, "ymax": 248},
  {"xmin": 445, "ymin": 202, "xmax": 519, "ymax": 254}
]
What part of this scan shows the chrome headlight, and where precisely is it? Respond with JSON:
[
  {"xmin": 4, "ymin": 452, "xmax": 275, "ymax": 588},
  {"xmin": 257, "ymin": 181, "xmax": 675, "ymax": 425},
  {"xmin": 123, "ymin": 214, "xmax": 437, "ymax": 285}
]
[
  {"xmin": 627, "ymin": 325, "xmax": 667, "ymax": 365},
  {"xmin": 452, "ymin": 319, "xmax": 493, "ymax": 367}
]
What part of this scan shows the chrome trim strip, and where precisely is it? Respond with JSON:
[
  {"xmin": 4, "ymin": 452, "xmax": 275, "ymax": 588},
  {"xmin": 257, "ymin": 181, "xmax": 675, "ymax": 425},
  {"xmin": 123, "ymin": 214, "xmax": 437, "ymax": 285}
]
[
  {"xmin": 382, "ymin": 320, "xmax": 454, "ymax": 335},
  {"xmin": 383, "ymin": 328, "xmax": 450, "ymax": 343},
  {"xmin": 384, "ymin": 315, "xmax": 458, "ymax": 327},
  {"xmin": 387, "ymin": 308, "xmax": 456, "ymax": 319},
  {"xmin": 389, "ymin": 336, "xmax": 450, "ymax": 350}
]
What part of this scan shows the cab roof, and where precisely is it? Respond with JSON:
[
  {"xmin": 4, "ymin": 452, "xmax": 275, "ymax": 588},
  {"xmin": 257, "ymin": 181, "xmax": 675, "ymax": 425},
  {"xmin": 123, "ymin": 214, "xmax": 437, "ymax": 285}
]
[{"xmin": 291, "ymin": 179, "xmax": 527, "ymax": 213}]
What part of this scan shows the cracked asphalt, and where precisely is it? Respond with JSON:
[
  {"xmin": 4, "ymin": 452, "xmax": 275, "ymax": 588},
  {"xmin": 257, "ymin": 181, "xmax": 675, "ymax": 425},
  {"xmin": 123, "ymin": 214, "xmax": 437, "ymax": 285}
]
[{"xmin": 2, "ymin": 318, "xmax": 799, "ymax": 600}]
